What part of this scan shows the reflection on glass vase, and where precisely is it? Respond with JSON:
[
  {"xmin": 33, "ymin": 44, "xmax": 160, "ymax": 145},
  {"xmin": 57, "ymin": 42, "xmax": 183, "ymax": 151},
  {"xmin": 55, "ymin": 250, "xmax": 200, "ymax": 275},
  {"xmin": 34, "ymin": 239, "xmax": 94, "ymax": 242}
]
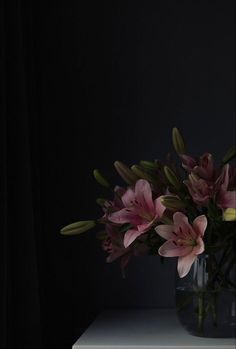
[{"xmin": 175, "ymin": 252, "xmax": 236, "ymax": 338}]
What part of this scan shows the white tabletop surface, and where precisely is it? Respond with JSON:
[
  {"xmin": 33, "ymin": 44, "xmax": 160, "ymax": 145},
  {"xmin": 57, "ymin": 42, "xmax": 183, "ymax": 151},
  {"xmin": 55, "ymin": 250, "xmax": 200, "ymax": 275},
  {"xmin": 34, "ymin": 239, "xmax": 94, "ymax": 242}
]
[{"xmin": 72, "ymin": 308, "xmax": 236, "ymax": 349}]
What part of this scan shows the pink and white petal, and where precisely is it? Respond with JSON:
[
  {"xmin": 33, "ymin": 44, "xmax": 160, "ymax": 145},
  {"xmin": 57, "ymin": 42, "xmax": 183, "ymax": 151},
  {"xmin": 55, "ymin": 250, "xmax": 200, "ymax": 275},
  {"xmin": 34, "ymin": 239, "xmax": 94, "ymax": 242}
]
[
  {"xmin": 123, "ymin": 228, "xmax": 144, "ymax": 248},
  {"xmin": 158, "ymin": 240, "xmax": 192, "ymax": 257},
  {"xmin": 155, "ymin": 224, "xmax": 175, "ymax": 240},
  {"xmin": 177, "ymin": 253, "xmax": 196, "ymax": 278},
  {"xmin": 121, "ymin": 188, "xmax": 135, "ymax": 207},
  {"xmin": 193, "ymin": 237, "xmax": 205, "ymax": 255},
  {"xmin": 173, "ymin": 212, "xmax": 189, "ymax": 227},
  {"xmin": 154, "ymin": 196, "xmax": 166, "ymax": 218},
  {"xmin": 108, "ymin": 208, "xmax": 142, "ymax": 225},
  {"xmin": 173, "ymin": 212, "xmax": 195, "ymax": 238},
  {"xmin": 135, "ymin": 179, "xmax": 154, "ymax": 212},
  {"xmin": 193, "ymin": 215, "xmax": 208, "ymax": 237}
]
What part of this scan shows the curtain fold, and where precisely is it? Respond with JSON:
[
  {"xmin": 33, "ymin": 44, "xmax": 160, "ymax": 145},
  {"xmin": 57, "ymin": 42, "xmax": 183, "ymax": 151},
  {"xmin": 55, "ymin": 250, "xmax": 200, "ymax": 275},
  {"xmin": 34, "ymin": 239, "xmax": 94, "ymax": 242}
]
[{"xmin": 1, "ymin": 1, "xmax": 43, "ymax": 348}]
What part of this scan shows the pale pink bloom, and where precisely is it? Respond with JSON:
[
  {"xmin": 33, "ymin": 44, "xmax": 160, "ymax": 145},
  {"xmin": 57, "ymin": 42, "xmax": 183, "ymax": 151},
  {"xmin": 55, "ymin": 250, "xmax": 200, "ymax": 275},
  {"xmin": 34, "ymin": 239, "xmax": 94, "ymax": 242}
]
[
  {"xmin": 181, "ymin": 153, "xmax": 215, "ymax": 180},
  {"xmin": 102, "ymin": 186, "xmax": 125, "ymax": 219},
  {"xmin": 102, "ymin": 224, "xmax": 148, "ymax": 277},
  {"xmin": 214, "ymin": 164, "xmax": 236, "ymax": 210},
  {"xmin": 108, "ymin": 179, "xmax": 165, "ymax": 248},
  {"xmin": 184, "ymin": 174, "xmax": 213, "ymax": 206},
  {"xmin": 102, "ymin": 224, "xmax": 131, "ymax": 264},
  {"xmin": 156, "ymin": 212, "xmax": 207, "ymax": 278}
]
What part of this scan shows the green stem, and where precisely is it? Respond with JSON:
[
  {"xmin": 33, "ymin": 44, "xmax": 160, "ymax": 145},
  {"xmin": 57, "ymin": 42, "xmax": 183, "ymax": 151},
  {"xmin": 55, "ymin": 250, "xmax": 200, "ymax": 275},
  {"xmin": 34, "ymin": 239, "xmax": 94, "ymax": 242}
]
[
  {"xmin": 211, "ymin": 292, "xmax": 218, "ymax": 327},
  {"xmin": 198, "ymin": 292, "xmax": 204, "ymax": 333},
  {"xmin": 177, "ymin": 294, "xmax": 193, "ymax": 312}
]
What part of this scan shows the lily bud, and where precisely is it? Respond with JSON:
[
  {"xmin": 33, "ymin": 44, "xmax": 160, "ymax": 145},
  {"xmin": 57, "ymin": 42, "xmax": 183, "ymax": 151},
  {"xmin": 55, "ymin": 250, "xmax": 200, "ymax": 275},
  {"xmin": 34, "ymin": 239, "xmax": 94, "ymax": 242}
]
[
  {"xmin": 172, "ymin": 127, "xmax": 186, "ymax": 155},
  {"xmin": 96, "ymin": 198, "xmax": 107, "ymax": 206},
  {"xmin": 189, "ymin": 173, "xmax": 199, "ymax": 183},
  {"xmin": 131, "ymin": 165, "xmax": 147, "ymax": 178},
  {"xmin": 139, "ymin": 160, "xmax": 158, "ymax": 171},
  {"xmin": 223, "ymin": 208, "xmax": 236, "ymax": 221},
  {"xmin": 131, "ymin": 165, "xmax": 154, "ymax": 181},
  {"xmin": 114, "ymin": 161, "xmax": 138, "ymax": 185},
  {"xmin": 222, "ymin": 146, "xmax": 236, "ymax": 164},
  {"xmin": 93, "ymin": 169, "xmax": 110, "ymax": 188},
  {"xmin": 164, "ymin": 166, "xmax": 181, "ymax": 190},
  {"xmin": 60, "ymin": 220, "xmax": 96, "ymax": 235},
  {"xmin": 160, "ymin": 195, "xmax": 186, "ymax": 210}
]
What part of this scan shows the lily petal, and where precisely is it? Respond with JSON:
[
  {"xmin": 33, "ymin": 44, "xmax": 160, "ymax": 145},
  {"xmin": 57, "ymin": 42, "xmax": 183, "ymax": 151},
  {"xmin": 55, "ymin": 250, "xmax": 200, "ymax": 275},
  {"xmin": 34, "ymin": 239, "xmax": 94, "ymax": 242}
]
[
  {"xmin": 217, "ymin": 190, "xmax": 236, "ymax": 209},
  {"xmin": 155, "ymin": 224, "xmax": 175, "ymax": 240},
  {"xmin": 154, "ymin": 196, "xmax": 165, "ymax": 217},
  {"xmin": 193, "ymin": 236, "xmax": 205, "ymax": 255},
  {"xmin": 137, "ymin": 221, "xmax": 153, "ymax": 233},
  {"xmin": 122, "ymin": 188, "xmax": 136, "ymax": 207},
  {"xmin": 177, "ymin": 253, "xmax": 196, "ymax": 278},
  {"xmin": 158, "ymin": 240, "xmax": 192, "ymax": 257},
  {"xmin": 123, "ymin": 228, "xmax": 143, "ymax": 248},
  {"xmin": 108, "ymin": 208, "xmax": 143, "ymax": 225},
  {"xmin": 135, "ymin": 179, "xmax": 154, "ymax": 213},
  {"xmin": 173, "ymin": 212, "xmax": 189, "ymax": 227},
  {"xmin": 193, "ymin": 215, "xmax": 207, "ymax": 237}
]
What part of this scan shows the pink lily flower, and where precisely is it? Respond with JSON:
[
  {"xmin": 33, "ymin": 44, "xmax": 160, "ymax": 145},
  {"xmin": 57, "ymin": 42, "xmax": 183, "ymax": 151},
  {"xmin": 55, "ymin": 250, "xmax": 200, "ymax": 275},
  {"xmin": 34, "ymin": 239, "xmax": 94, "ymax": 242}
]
[
  {"xmin": 214, "ymin": 164, "xmax": 236, "ymax": 210},
  {"xmin": 108, "ymin": 179, "xmax": 165, "ymax": 248},
  {"xmin": 102, "ymin": 224, "xmax": 131, "ymax": 263},
  {"xmin": 184, "ymin": 174, "xmax": 213, "ymax": 206},
  {"xmin": 101, "ymin": 186, "xmax": 126, "ymax": 222},
  {"xmin": 181, "ymin": 153, "xmax": 215, "ymax": 180},
  {"xmin": 102, "ymin": 224, "xmax": 148, "ymax": 277},
  {"xmin": 156, "ymin": 212, "xmax": 207, "ymax": 278}
]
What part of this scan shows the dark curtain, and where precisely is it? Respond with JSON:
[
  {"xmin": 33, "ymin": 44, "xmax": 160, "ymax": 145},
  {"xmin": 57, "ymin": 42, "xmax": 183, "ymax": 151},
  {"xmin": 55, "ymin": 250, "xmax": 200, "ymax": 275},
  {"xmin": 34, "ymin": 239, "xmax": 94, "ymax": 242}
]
[
  {"xmin": 1, "ymin": 1, "xmax": 42, "ymax": 348},
  {"xmin": 1, "ymin": 1, "xmax": 235, "ymax": 349}
]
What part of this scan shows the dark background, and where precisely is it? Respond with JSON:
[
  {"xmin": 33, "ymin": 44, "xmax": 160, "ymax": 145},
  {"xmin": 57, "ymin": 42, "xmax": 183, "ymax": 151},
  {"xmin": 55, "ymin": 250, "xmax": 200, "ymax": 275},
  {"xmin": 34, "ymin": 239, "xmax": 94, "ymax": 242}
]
[{"xmin": 1, "ymin": 1, "xmax": 235, "ymax": 348}]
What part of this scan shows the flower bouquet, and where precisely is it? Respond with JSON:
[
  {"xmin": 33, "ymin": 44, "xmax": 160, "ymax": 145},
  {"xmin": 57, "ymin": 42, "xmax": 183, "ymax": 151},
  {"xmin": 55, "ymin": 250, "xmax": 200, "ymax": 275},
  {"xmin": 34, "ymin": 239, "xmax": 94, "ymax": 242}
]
[{"xmin": 61, "ymin": 128, "xmax": 236, "ymax": 338}]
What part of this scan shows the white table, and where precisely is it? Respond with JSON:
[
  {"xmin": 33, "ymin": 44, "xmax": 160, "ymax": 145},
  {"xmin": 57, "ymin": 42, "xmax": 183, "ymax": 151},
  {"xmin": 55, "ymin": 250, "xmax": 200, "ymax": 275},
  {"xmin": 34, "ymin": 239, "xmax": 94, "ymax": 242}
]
[{"xmin": 73, "ymin": 308, "xmax": 236, "ymax": 349}]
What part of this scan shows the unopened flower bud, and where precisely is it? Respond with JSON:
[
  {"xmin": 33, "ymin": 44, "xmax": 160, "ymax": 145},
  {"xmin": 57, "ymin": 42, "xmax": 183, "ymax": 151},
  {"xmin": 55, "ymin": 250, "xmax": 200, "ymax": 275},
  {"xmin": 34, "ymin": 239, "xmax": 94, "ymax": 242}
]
[
  {"xmin": 189, "ymin": 173, "xmax": 199, "ymax": 182},
  {"xmin": 131, "ymin": 164, "xmax": 156, "ymax": 182},
  {"xmin": 160, "ymin": 195, "xmax": 186, "ymax": 210},
  {"xmin": 60, "ymin": 220, "xmax": 96, "ymax": 235},
  {"xmin": 93, "ymin": 169, "xmax": 110, "ymax": 188},
  {"xmin": 172, "ymin": 127, "xmax": 186, "ymax": 155},
  {"xmin": 223, "ymin": 208, "xmax": 236, "ymax": 221},
  {"xmin": 222, "ymin": 146, "xmax": 236, "ymax": 164},
  {"xmin": 139, "ymin": 160, "xmax": 158, "ymax": 171},
  {"xmin": 96, "ymin": 198, "xmax": 107, "ymax": 206},
  {"xmin": 164, "ymin": 166, "xmax": 181, "ymax": 189},
  {"xmin": 114, "ymin": 161, "xmax": 138, "ymax": 185}
]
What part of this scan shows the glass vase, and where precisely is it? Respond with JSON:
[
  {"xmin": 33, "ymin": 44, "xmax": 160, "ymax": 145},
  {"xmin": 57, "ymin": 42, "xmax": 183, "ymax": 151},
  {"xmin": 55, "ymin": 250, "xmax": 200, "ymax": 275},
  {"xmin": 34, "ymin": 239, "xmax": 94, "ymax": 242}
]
[{"xmin": 175, "ymin": 252, "xmax": 236, "ymax": 338}]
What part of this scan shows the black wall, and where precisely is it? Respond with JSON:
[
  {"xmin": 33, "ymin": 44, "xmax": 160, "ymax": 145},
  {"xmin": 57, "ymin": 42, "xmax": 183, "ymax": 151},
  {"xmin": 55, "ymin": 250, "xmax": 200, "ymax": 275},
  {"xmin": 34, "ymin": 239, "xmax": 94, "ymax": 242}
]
[{"xmin": 2, "ymin": 1, "xmax": 235, "ymax": 349}]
